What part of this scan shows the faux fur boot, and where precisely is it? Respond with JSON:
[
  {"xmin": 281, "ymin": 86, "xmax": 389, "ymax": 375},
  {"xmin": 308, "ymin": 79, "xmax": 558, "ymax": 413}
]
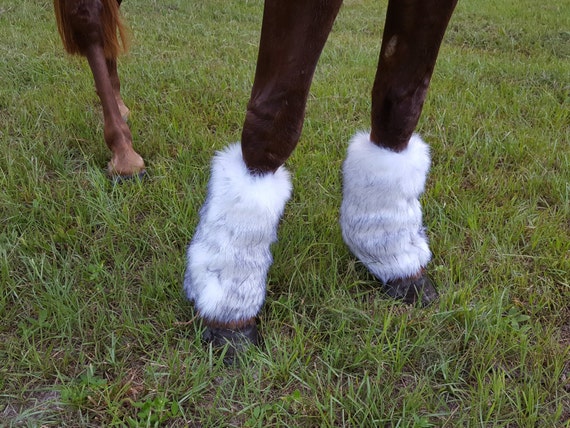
[
  {"xmin": 340, "ymin": 132, "xmax": 434, "ymax": 301},
  {"xmin": 184, "ymin": 143, "xmax": 292, "ymax": 331}
]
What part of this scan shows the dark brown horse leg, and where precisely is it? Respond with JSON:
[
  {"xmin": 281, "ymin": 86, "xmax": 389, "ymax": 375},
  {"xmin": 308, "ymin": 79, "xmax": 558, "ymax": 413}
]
[
  {"xmin": 341, "ymin": 0, "xmax": 457, "ymax": 306},
  {"xmin": 185, "ymin": 0, "xmax": 343, "ymax": 359},
  {"xmin": 241, "ymin": 0, "xmax": 343, "ymax": 173},
  {"xmin": 61, "ymin": 0, "xmax": 144, "ymax": 178},
  {"xmin": 370, "ymin": 0, "xmax": 457, "ymax": 150}
]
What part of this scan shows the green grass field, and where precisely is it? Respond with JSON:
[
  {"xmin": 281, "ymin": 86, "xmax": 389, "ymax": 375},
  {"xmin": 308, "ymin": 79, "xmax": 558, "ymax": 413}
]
[{"xmin": 1, "ymin": 0, "xmax": 569, "ymax": 426}]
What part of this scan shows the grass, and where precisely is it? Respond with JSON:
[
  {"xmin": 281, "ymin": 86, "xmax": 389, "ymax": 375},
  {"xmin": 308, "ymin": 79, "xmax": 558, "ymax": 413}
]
[{"xmin": 0, "ymin": 0, "xmax": 568, "ymax": 426}]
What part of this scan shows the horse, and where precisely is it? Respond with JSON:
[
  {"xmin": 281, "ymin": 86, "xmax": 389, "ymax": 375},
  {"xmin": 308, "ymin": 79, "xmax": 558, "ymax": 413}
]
[
  {"xmin": 54, "ymin": 0, "xmax": 458, "ymax": 358},
  {"xmin": 53, "ymin": 0, "xmax": 145, "ymax": 180}
]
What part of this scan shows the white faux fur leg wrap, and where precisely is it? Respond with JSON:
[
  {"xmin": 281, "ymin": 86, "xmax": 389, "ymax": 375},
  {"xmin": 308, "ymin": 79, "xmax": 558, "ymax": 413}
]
[
  {"xmin": 340, "ymin": 132, "xmax": 431, "ymax": 283},
  {"xmin": 184, "ymin": 143, "xmax": 292, "ymax": 324}
]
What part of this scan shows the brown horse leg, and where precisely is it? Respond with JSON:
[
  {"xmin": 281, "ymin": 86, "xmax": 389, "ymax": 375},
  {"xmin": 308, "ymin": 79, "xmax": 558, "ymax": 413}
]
[
  {"xmin": 341, "ymin": 0, "xmax": 457, "ymax": 306},
  {"xmin": 185, "ymin": 0, "xmax": 343, "ymax": 357},
  {"xmin": 105, "ymin": 1, "xmax": 128, "ymax": 120},
  {"xmin": 85, "ymin": 42, "xmax": 145, "ymax": 178},
  {"xmin": 106, "ymin": 58, "xmax": 130, "ymax": 121},
  {"xmin": 60, "ymin": 0, "xmax": 144, "ymax": 178},
  {"xmin": 241, "ymin": 0, "xmax": 343, "ymax": 173},
  {"xmin": 370, "ymin": 0, "xmax": 458, "ymax": 151}
]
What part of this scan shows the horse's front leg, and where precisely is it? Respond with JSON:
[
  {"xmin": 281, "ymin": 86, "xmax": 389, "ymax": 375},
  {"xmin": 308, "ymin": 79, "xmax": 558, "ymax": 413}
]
[
  {"xmin": 55, "ymin": 0, "xmax": 145, "ymax": 179},
  {"xmin": 185, "ymin": 0, "xmax": 343, "ymax": 359},
  {"xmin": 340, "ymin": 0, "xmax": 457, "ymax": 306}
]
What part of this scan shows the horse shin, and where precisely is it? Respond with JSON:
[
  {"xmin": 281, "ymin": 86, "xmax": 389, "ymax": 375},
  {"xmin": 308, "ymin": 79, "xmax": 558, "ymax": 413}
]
[
  {"xmin": 241, "ymin": 0, "xmax": 342, "ymax": 174},
  {"xmin": 370, "ymin": 0, "xmax": 457, "ymax": 151}
]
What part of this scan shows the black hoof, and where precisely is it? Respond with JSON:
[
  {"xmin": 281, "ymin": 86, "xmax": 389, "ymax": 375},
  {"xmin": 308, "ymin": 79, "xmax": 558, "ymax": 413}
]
[
  {"xmin": 110, "ymin": 170, "xmax": 147, "ymax": 185},
  {"xmin": 203, "ymin": 323, "xmax": 260, "ymax": 365},
  {"xmin": 383, "ymin": 273, "xmax": 439, "ymax": 307}
]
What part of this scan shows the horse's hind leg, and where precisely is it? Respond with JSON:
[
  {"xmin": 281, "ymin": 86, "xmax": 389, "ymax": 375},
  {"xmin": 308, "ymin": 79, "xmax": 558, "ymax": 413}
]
[
  {"xmin": 185, "ymin": 0, "xmax": 342, "ymax": 358},
  {"xmin": 341, "ymin": 0, "xmax": 457, "ymax": 306},
  {"xmin": 105, "ymin": 57, "xmax": 130, "ymax": 121},
  {"xmin": 55, "ymin": 0, "xmax": 144, "ymax": 179}
]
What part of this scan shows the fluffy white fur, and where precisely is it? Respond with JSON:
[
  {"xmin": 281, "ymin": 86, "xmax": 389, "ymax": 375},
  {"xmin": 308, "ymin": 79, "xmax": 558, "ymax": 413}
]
[
  {"xmin": 340, "ymin": 131, "xmax": 431, "ymax": 283},
  {"xmin": 184, "ymin": 143, "xmax": 292, "ymax": 324}
]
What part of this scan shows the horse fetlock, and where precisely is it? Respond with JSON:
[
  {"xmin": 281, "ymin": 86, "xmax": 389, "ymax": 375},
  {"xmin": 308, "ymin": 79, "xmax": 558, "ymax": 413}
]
[{"xmin": 104, "ymin": 125, "xmax": 143, "ymax": 174}]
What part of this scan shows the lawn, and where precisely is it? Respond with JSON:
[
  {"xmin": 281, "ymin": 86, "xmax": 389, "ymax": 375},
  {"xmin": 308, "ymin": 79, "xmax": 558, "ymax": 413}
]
[{"xmin": 0, "ymin": 0, "xmax": 568, "ymax": 426}]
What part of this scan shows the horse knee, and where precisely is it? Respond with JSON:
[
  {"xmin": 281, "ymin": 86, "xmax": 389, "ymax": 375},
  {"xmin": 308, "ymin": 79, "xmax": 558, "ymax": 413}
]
[
  {"xmin": 241, "ymin": 98, "xmax": 304, "ymax": 174},
  {"xmin": 371, "ymin": 87, "xmax": 429, "ymax": 152}
]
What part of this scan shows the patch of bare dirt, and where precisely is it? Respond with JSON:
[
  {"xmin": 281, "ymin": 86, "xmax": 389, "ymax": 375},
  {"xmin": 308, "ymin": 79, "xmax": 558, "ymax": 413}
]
[{"xmin": 0, "ymin": 390, "xmax": 64, "ymax": 426}]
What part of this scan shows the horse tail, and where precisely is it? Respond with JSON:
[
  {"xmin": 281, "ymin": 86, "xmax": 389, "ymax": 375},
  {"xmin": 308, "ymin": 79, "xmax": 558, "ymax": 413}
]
[
  {"xmin": 101, "ymin": 0, "xmax": 131, "ymax": 58},
  {"xmin": 53, "ymin": 0, "xmax": 77, "ymax": 55},
  {"xmin": 53, "ymin": 0, "xmax": 130, "ymax": 58}
]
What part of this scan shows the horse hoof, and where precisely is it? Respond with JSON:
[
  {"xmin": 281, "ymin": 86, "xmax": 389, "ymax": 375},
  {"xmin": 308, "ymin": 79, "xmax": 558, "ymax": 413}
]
[
  {"xmin": 202, "ymin": 323, "xmax": 260, "ymax": 364},
  {"xmin": 383, "ymin": 272, "xmax": 439, "ymax": 307},
  {"xmin": 109, "ymin": 169, "xmax": 147, "ymax": 184}
]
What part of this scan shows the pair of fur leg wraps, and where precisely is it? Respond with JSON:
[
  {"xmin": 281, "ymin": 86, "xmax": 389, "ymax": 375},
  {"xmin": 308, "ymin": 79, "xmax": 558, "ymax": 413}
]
[{"xmin": 184, "ymin": 133, "xmax": 431, "ymax": 324}]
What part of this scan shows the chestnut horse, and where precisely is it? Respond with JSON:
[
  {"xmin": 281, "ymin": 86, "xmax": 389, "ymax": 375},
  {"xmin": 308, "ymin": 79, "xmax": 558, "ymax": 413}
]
[{"xmin": 54, "ymin": 0, "xmax": 458, "ymax": 356}]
